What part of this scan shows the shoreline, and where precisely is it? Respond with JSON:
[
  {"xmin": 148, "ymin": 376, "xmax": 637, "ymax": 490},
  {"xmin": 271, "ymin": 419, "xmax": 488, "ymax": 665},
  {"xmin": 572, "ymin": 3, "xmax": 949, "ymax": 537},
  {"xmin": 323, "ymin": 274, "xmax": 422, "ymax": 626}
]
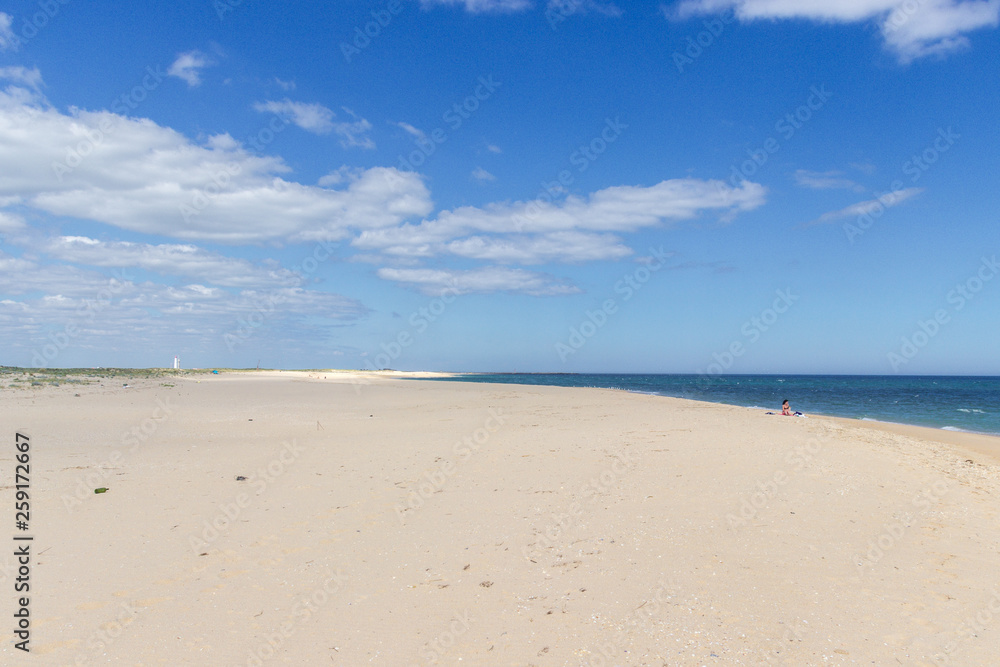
[{"xmin": 413, "ymin": 371, "xmax": 1000, "ymax": 458}]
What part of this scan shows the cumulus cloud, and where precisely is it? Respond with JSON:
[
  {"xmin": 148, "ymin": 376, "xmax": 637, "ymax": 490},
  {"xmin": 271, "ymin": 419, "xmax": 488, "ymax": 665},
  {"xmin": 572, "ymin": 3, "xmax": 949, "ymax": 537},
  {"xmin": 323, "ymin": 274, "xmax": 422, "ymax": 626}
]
[
  {"xmin": 0, "ymin": 74, "xmax": 768, "ymax": 299},
  {"xmin": 0, "ymin": 90, "xmax": 430, "ymax": 243},
  {"xmin": 0, "ymin": 66, "xmax": 42, "ymax": 91},
  {"xmin": 672, "ymin": 0, "xmax": 1000, "ymax": 62},
  {"xmin": 168, "ymin": 50, "xmax": 213, "ymax": 87},
  {"xmin": 354, "ymin": 178, "xmax": 766, "ymax": 261}
]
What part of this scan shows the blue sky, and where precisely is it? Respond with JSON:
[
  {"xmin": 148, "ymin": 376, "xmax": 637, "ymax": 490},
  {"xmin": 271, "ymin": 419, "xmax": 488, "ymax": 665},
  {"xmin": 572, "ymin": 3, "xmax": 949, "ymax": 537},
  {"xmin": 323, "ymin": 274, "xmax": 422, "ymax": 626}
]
[{"xmin": 1, "ymin": 0, "xmax": 998, "ymax": 374}]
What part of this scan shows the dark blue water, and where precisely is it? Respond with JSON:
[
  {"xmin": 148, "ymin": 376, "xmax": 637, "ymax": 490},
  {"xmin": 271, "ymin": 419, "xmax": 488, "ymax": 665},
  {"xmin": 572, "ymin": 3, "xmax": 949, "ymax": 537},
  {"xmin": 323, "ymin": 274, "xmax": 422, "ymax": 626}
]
[{"xmin": 433, "ymin": 374, "xmax": 1000, "ymax": 436}]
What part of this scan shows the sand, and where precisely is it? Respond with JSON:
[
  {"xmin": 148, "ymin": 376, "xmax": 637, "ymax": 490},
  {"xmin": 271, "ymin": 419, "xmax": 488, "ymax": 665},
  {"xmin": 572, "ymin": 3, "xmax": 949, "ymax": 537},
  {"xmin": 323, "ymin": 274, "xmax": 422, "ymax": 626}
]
[{"xmin": 2, "ymin": 370, "xmax": 999, "ymax": 666}]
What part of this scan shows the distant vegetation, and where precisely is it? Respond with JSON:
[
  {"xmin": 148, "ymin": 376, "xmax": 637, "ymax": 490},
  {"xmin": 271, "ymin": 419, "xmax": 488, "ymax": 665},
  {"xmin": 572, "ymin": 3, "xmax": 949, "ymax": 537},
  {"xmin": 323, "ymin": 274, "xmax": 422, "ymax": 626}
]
[{"xmin": 0, "ymin": 366, "xmax": 216, "ymax": 389}]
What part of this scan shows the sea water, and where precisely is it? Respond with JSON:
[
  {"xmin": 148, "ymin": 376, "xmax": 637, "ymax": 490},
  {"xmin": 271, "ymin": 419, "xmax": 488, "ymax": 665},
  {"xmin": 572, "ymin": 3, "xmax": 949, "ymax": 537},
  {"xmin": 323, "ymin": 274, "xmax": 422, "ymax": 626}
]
[{"xmin": 434, "ymin": 374, "xmax": 1000, "ymax": 436}]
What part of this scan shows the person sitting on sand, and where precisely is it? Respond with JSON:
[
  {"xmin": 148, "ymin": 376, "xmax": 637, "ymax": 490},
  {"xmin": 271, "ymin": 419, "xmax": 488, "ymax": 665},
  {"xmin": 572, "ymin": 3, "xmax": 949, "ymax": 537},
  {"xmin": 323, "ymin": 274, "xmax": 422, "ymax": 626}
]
[{"xmin": 781, "ymin": 399, "xmax": 804, "ymax": 417}]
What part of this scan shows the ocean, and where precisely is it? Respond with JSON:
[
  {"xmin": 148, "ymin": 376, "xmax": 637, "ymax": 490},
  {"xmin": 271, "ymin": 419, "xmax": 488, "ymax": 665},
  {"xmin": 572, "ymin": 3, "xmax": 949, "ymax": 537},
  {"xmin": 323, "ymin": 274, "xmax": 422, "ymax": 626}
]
[{"xmin": 433, "ymin": 374, "xmax": 1000, "ymax": 436}]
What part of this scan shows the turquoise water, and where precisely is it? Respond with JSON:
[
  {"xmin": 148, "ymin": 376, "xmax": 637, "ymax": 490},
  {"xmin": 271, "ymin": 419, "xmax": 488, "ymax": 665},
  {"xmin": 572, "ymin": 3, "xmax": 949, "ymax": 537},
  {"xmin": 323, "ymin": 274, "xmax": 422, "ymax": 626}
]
[{"xmin": 434, "ymin": 374, "xmax": 1000, "ymax": 436}]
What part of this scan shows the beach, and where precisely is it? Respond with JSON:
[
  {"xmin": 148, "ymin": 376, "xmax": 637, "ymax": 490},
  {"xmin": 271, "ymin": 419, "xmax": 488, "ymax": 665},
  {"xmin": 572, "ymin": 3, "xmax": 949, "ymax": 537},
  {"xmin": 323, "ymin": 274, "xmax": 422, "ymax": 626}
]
[{"xmin": 2, "ymin": 370, "xmax": 999, "ymax": 665}]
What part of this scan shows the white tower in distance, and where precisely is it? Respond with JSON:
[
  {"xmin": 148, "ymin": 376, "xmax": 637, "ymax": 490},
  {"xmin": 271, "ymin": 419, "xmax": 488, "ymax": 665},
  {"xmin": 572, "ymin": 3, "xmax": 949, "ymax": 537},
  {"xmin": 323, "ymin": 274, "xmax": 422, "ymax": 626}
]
[{"xmin": 173, "ymin": 356, "xmax": 180, "ymax": 370}]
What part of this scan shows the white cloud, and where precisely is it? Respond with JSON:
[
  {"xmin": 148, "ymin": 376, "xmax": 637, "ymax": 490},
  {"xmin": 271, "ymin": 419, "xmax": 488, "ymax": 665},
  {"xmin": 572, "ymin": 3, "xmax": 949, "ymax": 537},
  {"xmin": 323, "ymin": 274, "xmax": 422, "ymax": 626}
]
[
  {"xmin": 42, "ymin": 236, "xmax": 302, "ymax": 288},
  {"xmin": 0, "ymin": 66, "xmax": 42, "ymax": 91},
  {"xmin": 447, "ymin": 231, "xmax": 632, "ymax": 263},
  {"xmin": 471, "ymin": 166, "xmax": 496, "ymax": 182},
  {"xmin": 486, "ymin": 143, "xmax": 502, "ymax": 153},
  {"xmin": 354, "ymin": 178, "xmax": 766, "ymax": 260},
  {"xmin": 0, "ymin": 249, "xmax": 368, "ymax": 365},
  {"xmin": 0, "ymin": 91, "xmax": 430, "ymax": 243},
  {"xmin": 395, "ymin": 121, "xmax": 426, "ymax": 140},
  {"xmin": 0, "ymin": 74, "xmax": 765, "ymax": 298},
  {"xmin": 377, "ymin": 266, "xmax": 579, "ymax": 296},
  {"xmin": 808, "ymin": 187, "xmax": 923, "ymax": 224},
  {"xmin": 317, "ymin": 165, "xmax": 364, "ymax": 187},
  {"xmin": 0, "ymin": 13, "xmax": 16, "ymax": 51},
  {"xmin": 336, "ymin": 107, "xmax": 375, "ymax": 149},
  {"xmin": 254, "ymin": 99, "xmax": 335, "ymax": 134},
  {"xmin": 673, "ymin": 0, "xmax": 1000, "ymax": 62},
  {"xmin": 274, "ymin": 77, "xmax": 296, "ymax": 91},
  {"xmin": 794, "ymin": 169, "xmax": 864, "ymax": 191},
  {"xmin": 420, "ymin": 0, "xmax": 533, "ymax": 11},
  {"xmin": 256, "ymin": 101, "xmax": 375, "ymax": 147},
  {"xmin": 0, "ymin": 210, "xmax": 25, "ymax": 232},
  {"xmin": 168, "ymin": 51, "xmax": 213, "ymax": 87}
]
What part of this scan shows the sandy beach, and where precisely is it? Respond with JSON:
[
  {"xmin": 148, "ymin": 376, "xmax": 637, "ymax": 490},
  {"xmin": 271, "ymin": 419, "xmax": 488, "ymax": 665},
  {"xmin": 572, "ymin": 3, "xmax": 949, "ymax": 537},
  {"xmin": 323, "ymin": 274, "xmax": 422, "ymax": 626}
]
[{"xmin": 2, "ymin": 370, "xmax": 999, "ymax": 666}]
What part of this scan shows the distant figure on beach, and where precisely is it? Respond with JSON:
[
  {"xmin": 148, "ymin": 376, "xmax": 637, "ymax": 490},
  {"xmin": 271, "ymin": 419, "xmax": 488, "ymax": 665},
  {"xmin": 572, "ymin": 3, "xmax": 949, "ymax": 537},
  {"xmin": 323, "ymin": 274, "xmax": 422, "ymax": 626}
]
[{"xmin": 781, "ymin": 399, "xmax": 803, "ymax": 416}]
